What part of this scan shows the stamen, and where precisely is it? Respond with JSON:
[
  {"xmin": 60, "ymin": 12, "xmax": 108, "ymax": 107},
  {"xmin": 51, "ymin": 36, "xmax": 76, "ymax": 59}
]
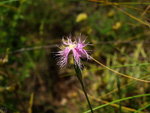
[{"xmin": 68, "ymin": 44, "xmax": 76, "ymax": 49}]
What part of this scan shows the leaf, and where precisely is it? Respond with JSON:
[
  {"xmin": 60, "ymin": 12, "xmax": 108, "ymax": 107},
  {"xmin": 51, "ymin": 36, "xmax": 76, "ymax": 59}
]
[
  {"xmin": 28, "ymin": 93, "xmax": 34, "ymax": 113},
  {"xmin": 0, "ymin": 0, "xmax": 19, "ymax": 5}
]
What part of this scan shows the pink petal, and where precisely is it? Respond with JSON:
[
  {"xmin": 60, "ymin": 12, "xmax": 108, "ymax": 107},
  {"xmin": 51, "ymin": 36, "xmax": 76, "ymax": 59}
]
[{"xmin": 57, "ymin": 47, "xmax": 71, "ymax": 68}]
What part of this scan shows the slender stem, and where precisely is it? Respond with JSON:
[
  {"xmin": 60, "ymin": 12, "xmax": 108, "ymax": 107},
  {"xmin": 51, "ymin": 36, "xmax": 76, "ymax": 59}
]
[
  {"xmin": 117, "ymin": 76, "xmax": 122, "ymax": 113},
  {"xmin": 77, "ymin": 76, "xmax": 94, "ymax": 113},
  {"xmin": 74, "ymin": 60, "xmax": 93, "ymax": 113}
]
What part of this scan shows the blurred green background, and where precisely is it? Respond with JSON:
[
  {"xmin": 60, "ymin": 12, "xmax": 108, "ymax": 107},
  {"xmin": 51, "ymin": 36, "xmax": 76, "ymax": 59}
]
[{"xmin": 0, "ymin": 0, "xmax": 150, "ymax": 113}]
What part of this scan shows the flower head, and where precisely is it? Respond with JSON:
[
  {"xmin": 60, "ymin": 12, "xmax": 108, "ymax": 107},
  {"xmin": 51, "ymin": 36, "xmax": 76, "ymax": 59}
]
[{"xmin": 57, "ymin": 34, "xmax": 90, "ymax": 69}]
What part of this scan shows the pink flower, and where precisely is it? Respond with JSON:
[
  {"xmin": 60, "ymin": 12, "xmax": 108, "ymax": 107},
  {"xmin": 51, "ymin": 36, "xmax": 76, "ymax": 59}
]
[{"xmin": 57, "ymin": 34, "xmax": 90, "ymax": 69}]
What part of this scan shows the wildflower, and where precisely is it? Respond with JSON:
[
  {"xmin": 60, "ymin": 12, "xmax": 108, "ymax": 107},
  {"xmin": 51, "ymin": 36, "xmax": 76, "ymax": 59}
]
[
  {"xmin": 112, "ymin": 22, "xmax": 122, "ymax": 30},
  {"xmin": 57, "ymin": 34, "xmax": 90, "ymax": 69},
  {"xmin": 76, "ymin": 13, "xmax": 87, "ymax": 23}
]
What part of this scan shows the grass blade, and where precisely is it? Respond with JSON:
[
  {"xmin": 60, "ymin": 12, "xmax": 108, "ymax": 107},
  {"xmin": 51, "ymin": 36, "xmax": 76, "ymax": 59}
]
[
  {"xmin": 84, "ymin": 94, "xmax": 150, "ymax": 113},
  {"xmin": 134, "ymin": 104, "xmax": 150, "ymax": 113}
]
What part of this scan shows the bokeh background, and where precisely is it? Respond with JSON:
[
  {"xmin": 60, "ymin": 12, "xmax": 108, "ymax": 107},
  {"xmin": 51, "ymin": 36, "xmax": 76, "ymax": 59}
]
[{"xmin": 0, "ymin": 0, "xmax": 150, "ymax": 113}]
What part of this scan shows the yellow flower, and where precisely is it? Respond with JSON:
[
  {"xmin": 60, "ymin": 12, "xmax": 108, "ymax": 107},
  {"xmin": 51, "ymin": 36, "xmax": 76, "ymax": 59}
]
[
  {"xmin": 112, "ymin": 22, "xmax": 122, "ymax": 30},
  {"xmin": 76, "ymin": 13, "xmax": 87, "ymax": 23},
  {"xmin": 108, "ymin": 10, "xmax": 115, "ymax": 17}
]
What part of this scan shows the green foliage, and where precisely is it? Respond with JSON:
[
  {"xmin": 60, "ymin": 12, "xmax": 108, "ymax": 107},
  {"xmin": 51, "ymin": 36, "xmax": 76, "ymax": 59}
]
[{"xmin": 0, "ymin": 0, "xmax": 150, "ymax": 113}]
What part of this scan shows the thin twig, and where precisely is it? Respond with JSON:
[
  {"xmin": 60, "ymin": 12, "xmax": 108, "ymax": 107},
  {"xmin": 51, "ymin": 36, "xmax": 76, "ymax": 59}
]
[
  {"xmin": 8, "ymin": 40, "xmax": 150, "ymax": 55},
  {"xmin": 90, "ymin": 56, "xmax": 150, "ymax": 83},
  {"xmin": 9, "ymin": 45, "xmax": 57, "ymax": 54}
]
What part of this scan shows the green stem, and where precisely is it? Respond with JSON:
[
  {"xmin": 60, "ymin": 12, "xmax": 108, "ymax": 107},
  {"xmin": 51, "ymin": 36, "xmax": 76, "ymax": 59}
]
[
  {"xmin": 78, "ymin": 74, "xmax": 94, "ymax": 113},
  {"xmin": 74, "ymin": 60, "xmax": 94, "ymax": 113},
  {"xmin": 117, "ymin": 76, "xmax": 122, "ymax": 113}
]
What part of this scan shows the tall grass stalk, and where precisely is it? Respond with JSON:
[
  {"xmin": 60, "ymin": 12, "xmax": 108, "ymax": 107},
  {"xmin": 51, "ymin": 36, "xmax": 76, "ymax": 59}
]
[
  {"xmin": 117, "ymin": 76, "xmax": 122, "ymax": 113},
  {"xmin": 84, "ymin": 94, "xmax": 150, "ymax": 113}
]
